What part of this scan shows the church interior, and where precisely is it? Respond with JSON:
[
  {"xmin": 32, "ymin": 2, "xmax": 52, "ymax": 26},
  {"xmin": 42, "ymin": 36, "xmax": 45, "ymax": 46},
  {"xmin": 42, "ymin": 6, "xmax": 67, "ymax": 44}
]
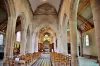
[{"xmin": 0, "ymin": 0, "xmax": 100, "ymax": 66}]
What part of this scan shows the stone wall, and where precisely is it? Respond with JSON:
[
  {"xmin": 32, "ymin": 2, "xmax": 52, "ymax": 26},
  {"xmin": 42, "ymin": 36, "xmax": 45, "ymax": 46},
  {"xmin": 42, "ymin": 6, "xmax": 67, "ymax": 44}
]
[{"xmin": 82, "ymin": 29, "xmax": 97, "ymax": 56}]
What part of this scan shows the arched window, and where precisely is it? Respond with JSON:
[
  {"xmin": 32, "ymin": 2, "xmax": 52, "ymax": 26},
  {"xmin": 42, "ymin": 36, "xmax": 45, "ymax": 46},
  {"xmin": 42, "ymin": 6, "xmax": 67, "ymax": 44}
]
[
  {"xmin": 0, "ymin": 34, "xmax": 3, "ymax": 45},
  {"xmin": 0, "ymin": 34, "xmax": 4, "ymax": 52},
  {"xmin": 16, "ymin": 31, "xmax": 21, "ymax": 42},
  {"xmin": 43, "ymin": 34, "xmax": 50, "ymax": 41},
  {"xmin": 85, "ymin": 35, "xmax": 89, "ymax": 46}
]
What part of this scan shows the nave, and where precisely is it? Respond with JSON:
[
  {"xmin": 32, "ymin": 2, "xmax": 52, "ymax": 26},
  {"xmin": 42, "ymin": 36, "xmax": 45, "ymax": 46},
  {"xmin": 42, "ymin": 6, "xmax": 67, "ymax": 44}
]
[
  {"xmin": 31, "ymin": 53, "xmax": 52, "ymax": 66},
  {"xmin": 12, "ymin": 52, "xmax": 71, "ymax": 66},
  {"xmin": 1, "ymin": 0, "xmax": 100, "ymax": 66}
]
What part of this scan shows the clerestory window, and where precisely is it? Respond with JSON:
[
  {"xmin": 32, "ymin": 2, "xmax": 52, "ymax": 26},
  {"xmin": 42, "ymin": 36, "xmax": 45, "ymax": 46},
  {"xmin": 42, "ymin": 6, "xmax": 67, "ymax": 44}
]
[{"xmin": 85, "ymin": 35, "xmax": 89, "ymax": 46}]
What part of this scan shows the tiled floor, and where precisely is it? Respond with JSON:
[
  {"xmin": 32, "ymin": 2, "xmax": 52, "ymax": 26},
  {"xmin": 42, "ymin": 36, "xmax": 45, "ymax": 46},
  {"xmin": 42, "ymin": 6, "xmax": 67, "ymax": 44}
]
[{"xmin": 78, "ymin": 57, "xmax": 99, "ymax": 66}]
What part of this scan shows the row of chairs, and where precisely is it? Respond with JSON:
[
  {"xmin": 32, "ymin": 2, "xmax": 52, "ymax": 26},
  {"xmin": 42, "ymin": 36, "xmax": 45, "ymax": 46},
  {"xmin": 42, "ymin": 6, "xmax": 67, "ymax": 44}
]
[
  {"xmin": 10, "ymin": 52, "xmax": 41, "ymax": 66},
  {"xmin": 50, "ymin": 52, "xmax": 71, "ymax": 66},
  {"xmin": 20, "ymin": 52, "xmax": 41, "ymax": 64}
]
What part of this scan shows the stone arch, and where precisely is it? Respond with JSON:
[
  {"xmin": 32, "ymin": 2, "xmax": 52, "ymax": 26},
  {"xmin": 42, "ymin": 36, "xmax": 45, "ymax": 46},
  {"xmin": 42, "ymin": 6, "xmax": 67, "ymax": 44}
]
[
  {"xmin": 33, "ymin": 23, "xmax": 58, "ymax": 35},
  {"xmin": 16, "ymin": 12, "xmax": 26, "ymax": 25},
  {"xmin": 38, "ymin": 26, "xmax": 56, "ymax": 42},
  {"xmin": 14, "ymin": 13, "xmax": 26, "ymax": 55},
  {"xmin": 38, "ymin": 26, "xmax": 57, "ymax": 52},
  {"xmin": 5, "ymin": 0, "xmax": 16, "ymax": 17},
  {"xmin": 14, "ymin": 12, "xmax": 28, "ymax": 55},
  {"xmin": 15, "ymin": 12, "xmax": 26, "ymax": 33},
  {"xmin": 32, "ymin": 23, "xmax": 58, "ymax": 52}
]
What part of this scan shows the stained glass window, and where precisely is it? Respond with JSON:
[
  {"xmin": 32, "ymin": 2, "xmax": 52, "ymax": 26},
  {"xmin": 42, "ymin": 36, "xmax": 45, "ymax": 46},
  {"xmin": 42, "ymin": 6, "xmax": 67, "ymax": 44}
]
[{"xmin": 43, "ymin": 34, "xmax": 50, "ymax": 41}]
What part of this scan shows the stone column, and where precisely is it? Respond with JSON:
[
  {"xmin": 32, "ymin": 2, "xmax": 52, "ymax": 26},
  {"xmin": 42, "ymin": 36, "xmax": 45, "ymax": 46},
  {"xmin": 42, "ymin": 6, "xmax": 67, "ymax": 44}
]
[
  {"xmin": 80, "ymin": 33, "xmax": 83, "ymax": 56},
  {"xmin": 69, "ymin": 17, "xmax": 78, "ymax": 66},
  {"xmin": 35, "ymin": 34, "xmax": 38, "ymax": 52},
  {"xmin": 27, "ymin": 26, "xmax": 33, "ymax": 53},
  {"xmin": 3, "ymin": 17, "xmax": 16, "ymax": 66},
  {"xmin": 62, "ymin": 29, "xmax": 68, "ymax": 55},
  {"xmin": 20, "ymin": 24, "xmax": 27, "ymax": 55},
  {"xmin": 27, "ymin": 34, "xmax": 32, "ymax": 53},
  {"xmin": 53, "ymin": 37, "xmax": 57, "ymax": 52},
  {"xmin": 61, "ymin": 19, "xmax": 68, "ymax": 55},
  {"xmin": 33, "ymin": 32, "xmax": 38, "ymax": 52},
  {"xmin": 31, "ymin": 33, "xmax": 35, "ymax": 53},
  {"xmin": 69, "ymin": 0, "xmax": 79, "ymax": 66},
  {"xmin": 57, "ymin": 32, "xmax": 62, "ymax": 53},
  {"xmin": 91, "ymin": 0, "xmax": 100, "ymax": 65}
]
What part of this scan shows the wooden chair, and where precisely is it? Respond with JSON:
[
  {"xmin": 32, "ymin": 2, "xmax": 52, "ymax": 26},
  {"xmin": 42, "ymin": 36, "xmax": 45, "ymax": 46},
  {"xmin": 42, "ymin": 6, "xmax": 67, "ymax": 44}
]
[{"xmin": 50, "ymin": 52, "xmax": 71, "ymax": 66}]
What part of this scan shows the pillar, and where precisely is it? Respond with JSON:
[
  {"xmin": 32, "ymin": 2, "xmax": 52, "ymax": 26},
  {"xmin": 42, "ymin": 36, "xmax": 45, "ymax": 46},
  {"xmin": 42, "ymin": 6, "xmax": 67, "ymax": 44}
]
[
  {"xmin": 57, "ymin": 32, "xmax": 62, "ymax": 53},
  {"xmin": 62, "ymin": 28, "xmax": 68, "ymax": 55},
  {"xmin": 20, "ymin": 23, "xmax": 27, "ymax": 55},
  {"xmin": 3, "ymin": 17, "xmax": 16, "ymax": 66},
  {"xmin": 69, "ymin": 0, "xmax": 79, "ymax": 66},
  {"xmin": 80, "ymin": 33, "xmax": 83, "ymax": 56},
  {"xmin": 35, "ymin": 34, "xmax": 38, "ymax": 52},
  {"xmin": 61, "ymin": 17, "xmax": 68, "ymax": 55},
  {"xmin": 27, "ymin": 34, "xmax": 32, "ymax": 53},
  {"xmin": 60, "ymin": 26, "xmax": 68, "ymax": 54},
  {"xmin": 69, "ymin": 16, "xmax": 78, "ymax": 66},
  {"xmin": 31, "ymin": 33, "xmax": 35, "ymax": 53},
  {"xmin": 27, "ymin": 26, "xmax": 33, "ymax": 53},
  {"xmin": 54, "ymin": 37, "xmax": 57, "ymax": 52},
  {"xmin": 91, "ymin": 0, "xmax": 100, "ymax": 65},
  {"xmin": 33, "ymin": 32, "xmax": 38, "ymax": 52}
]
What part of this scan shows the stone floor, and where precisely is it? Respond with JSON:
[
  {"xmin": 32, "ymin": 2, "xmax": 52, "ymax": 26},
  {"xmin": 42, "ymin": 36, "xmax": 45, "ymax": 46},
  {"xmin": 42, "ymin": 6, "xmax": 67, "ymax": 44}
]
[
  {"xmin": 0, "ymin": 56, "xmax": 99, "ymax": 66},
  {"xmin": 0, "ymin": 60, "xmax": 3, "ymax": 66},
  {"xmin": 31, "ymin": 56, "xmax": 99, "ymax": 66},
  {"xmin": 31, "ymin": 53, "xmax": 52, "ymax": 66},
  {"xmin": 78, "ymin": 57, "xmax": 99, "ymax": 66}
]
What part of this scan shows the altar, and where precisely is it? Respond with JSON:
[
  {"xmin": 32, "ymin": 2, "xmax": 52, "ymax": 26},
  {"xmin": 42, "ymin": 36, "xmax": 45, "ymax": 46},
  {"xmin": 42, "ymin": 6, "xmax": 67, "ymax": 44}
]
[{"xmin": 43, "ymin": 40, "xmax": 50, "ymax": 52}]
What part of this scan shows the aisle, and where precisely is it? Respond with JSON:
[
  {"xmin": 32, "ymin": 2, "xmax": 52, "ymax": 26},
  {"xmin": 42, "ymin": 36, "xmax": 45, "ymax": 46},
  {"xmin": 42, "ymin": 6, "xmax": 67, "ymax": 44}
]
[{"xmin": 31, "ymin": 53, "xmax": 52, "ymax": 66}]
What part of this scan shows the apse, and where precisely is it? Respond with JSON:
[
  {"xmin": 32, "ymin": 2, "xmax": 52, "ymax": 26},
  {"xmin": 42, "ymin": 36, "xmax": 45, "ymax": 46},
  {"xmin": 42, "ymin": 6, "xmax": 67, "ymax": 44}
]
[{"xmin": 37, "ymin": 26, "xmax": 56, "ymax": 52}]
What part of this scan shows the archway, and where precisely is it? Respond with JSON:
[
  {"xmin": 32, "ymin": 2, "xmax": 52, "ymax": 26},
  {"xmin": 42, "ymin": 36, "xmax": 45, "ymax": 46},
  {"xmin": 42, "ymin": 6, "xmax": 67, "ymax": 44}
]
[
  {"xmin": 13, "ymin": 16, "xmax": 22, "ymax": 55},
  {"xmin": 32, "ymin": 25, "xmax": 57, "ymax": 53},
  {"xmin": 38, "ymin": 26, "xmax": 56, "ymax": 52},
  {"xmin": 0, "ymin": 0, "xmax": 9, "ymax": 60}
]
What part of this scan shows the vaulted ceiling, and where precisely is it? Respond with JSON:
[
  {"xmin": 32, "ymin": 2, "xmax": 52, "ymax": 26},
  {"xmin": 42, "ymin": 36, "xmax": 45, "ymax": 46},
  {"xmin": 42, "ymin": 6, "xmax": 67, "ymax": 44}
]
[
  {"xmin": 0, "ymin": 0, "xmax": 94, "ymax": 33},
  {"xmin": 28, "ymin": 0, "xmax": 94, "ymax": 33},
  {"xmin": 28, "ymin": 0, "xmax": 61, "ymax": 12}
]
